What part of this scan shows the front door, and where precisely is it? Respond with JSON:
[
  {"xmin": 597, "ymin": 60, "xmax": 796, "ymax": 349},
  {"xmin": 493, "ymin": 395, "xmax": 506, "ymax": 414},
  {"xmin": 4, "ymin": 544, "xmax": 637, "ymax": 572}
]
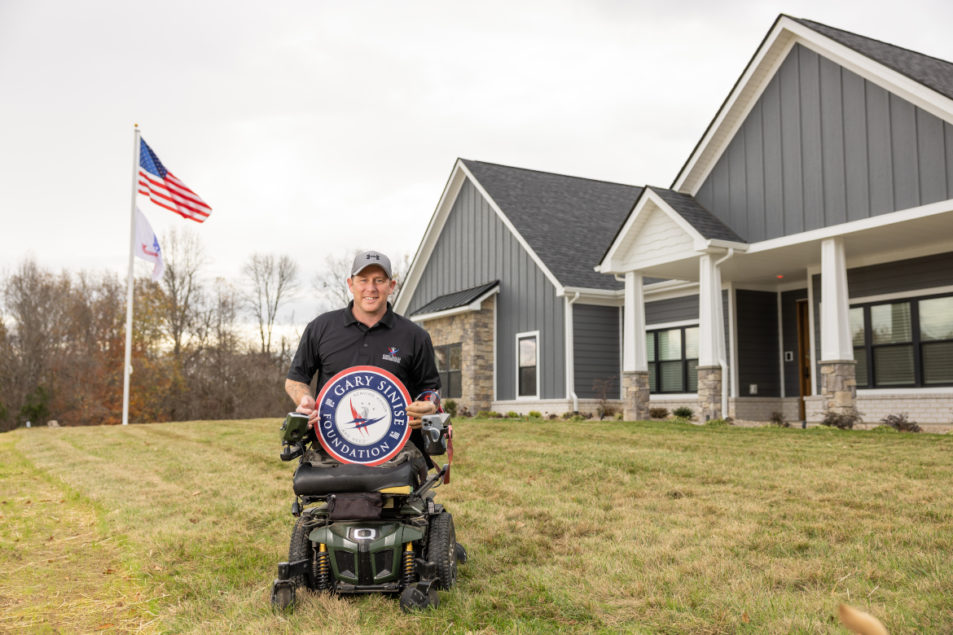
[{"xmin": 796, "ymin": 300, "xmax": 812, "ymax": 420}]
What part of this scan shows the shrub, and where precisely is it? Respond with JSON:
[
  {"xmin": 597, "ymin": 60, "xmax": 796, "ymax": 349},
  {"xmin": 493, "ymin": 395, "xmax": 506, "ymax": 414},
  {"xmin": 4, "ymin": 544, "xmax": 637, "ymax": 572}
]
[
  {"xmin": 505, "ymin": 411, "xmax": 520, "ymax": 419},
  {"xmin": 561, "ymin": 412, "xmax": 576, "ymax": 420},
  {"xmin": 769, "ymin": 411, "xmax": 789, "ymax": 427},
  {"xmin": 820, "ymin": 410, "xmax": 861, "ymax": 430},
  {"xmin": 547, "ymin": 413, "xmax": 559, "ymax": 420},
  {"xmin": 444, "ymin": 399, "xmax": 458, "ymax": 417},
  {"xmin": 570, "ymin": 415, "xmax": 586, "ymax": 422},
  {"xmin": 881, "ymin": 413, "xmax": 922, "ymax": 433},
  {"xmin": 649, "ymin": 407, "xmax": 669, "ymax": 419},
  {"xmin": 706, "ymin": 418, "xmax": 731, "ymax": 427},
  {"xmin": 673, "ymin": 406, "xmax": 694, "ymax": 419},
  {"xmin": 528, "ymin": 411, "xmax": 542, "ymax": 419},
  {"xmin": 476, "ymin": 410, "xmax": 502, "ymax": 419},
  {"xmin": 614, "ymin": 412, "xmax": 624, "ymax": 421},
  {"xmin": 19, "ymin": 385, "xmax": 51, "ymax": 425}
]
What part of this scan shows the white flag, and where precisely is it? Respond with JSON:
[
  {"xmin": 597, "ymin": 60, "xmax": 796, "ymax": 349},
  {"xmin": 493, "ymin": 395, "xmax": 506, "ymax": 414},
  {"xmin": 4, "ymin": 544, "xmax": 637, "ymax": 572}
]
[{"xmin": 134, "ymin": 207, "xmax": 164, "ymax": 281}]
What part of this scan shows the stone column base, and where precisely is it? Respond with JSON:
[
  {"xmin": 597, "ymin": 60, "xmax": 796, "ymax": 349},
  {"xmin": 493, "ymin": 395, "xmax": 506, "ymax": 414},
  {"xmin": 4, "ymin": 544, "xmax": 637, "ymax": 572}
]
[
  {"xmin": 622, "ymin": 371, "xmax": 650, "ymax": 421},
  {"xmin": 697, "ymin": 365, "xmax": 722, "ymax": 421},
  {"xmin": 819, "ymin": 360, "xmax": 857, "ymax": 415}
]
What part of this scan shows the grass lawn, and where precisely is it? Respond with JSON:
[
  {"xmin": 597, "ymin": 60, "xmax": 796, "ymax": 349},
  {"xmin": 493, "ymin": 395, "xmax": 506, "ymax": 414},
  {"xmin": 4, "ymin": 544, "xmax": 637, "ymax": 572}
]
[{"xmin": 1, "ymin": 418, "xmax": 951, "ymax": 633}]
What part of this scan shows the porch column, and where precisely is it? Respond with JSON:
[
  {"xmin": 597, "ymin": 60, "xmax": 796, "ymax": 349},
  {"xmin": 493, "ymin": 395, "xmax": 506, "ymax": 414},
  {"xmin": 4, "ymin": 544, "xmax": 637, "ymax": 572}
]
[
  {"xmin": 697, "ymin": 254, "xmax": 725, "ymax": 420},
  {"xmin": 819, "ymin": 237, "xmax": 857, "ymax": 416},
  {"xmin": 622, "ymin": 271, "xmax": 649, "ymax": 421}
]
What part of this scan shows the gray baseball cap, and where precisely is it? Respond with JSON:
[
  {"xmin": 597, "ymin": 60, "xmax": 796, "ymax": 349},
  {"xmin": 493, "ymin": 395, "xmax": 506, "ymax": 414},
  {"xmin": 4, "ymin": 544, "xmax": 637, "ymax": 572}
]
[{"xmin": 350, "ymin": 250, "xmax": 392, "ymax": 278}]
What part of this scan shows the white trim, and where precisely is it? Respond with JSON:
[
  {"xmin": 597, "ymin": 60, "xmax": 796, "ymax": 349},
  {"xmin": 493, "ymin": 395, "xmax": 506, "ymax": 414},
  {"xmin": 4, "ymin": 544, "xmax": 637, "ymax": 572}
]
[
  {"xmin": 857, "ymin": 387, "xmax": 953, "ymax": 395},
  {"xmin": 743, "ymin": 199, "xmax": 953, "ymax": 255},
  {"xmin": 850, "ymin": 285, "xmax": 953, "ymax": 306},
  {"xmin": 564, "ymin": 293, "xmax": 580, "ymax": 410},
  {"xmin": 727, "ymin": 281, "xmax": 738, "ymax": 399},
  {"xmin": 515, "ymin": 330, "xmax": 541, "ymax": 400},
  {"xmin": 395, "ymin": 159, "xmax": 567, "ymax": 314},
  {"xmin": 777, "ymin": 291, "xmax": 785, "ymax": 399},
  {"xmin": 599, "ymin": 190, "xmax": 705, "ymax": 273},
  {"xmin": 492, "ymin": 295, "xmax": 498, "ymax": 403},
  {"xmin": 409, "ymin": 285, "xmax": 500, "ymax": 323},
  {"xmin": 673, "ymin": 16, "xmax": 953, "ymax": 194},
  {"xmin": 673, "ymin": 21, "xmax": 797, "ymax": 193},
  {"xmin": 458, "ymin": 162, "xmax": 565, "ymax": 295},
  {"xmin": 618, "ymin": 306, "xmax": 624, "ymax": 400},
  {"xmin": 644, "ymin": 282, "xmax": 701, "ymax": 303},
  {"xmin": 559, "ymin": 286, "xmax": 624, "ymax": 307},
  {"xmin": 648, "ymin": 393, "xmax": 695, "ymax": 401},
  {"xmin": 806, "ymin": 269, "xmax": 818, "ymax": 396},
  {"xmin": 645, "ymin": 319, "xmax": 698, "ymax": 331},
  {"xmin": 395, "ymin": 162, "xmax": 467, "ymax": 314}
]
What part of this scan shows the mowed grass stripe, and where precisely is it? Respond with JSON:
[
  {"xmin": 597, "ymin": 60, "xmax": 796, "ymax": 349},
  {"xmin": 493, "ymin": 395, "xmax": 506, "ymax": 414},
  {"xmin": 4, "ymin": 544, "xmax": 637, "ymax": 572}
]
[
  {"xmin": 6, "ymin": 419, "xmax": 953, "ymax": 633},
  {"xmin": 0, "ymin": 435, "xmax": 157, "ymax": 633}
]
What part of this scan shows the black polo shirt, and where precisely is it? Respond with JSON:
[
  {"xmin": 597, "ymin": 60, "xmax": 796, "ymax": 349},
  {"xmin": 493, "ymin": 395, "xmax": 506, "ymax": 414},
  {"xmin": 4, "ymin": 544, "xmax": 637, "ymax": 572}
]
[{"xmin": 287, "ymin": 301, "xmax": 441, "ymax": 401}]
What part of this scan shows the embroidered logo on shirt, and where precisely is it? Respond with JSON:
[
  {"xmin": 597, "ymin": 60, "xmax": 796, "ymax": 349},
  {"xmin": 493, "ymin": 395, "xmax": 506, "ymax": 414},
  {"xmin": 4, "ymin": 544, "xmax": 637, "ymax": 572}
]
[
  {"xmin": 315, "ymin": 366, "xmax": 411, "ymax": 466},
  {"xmin": 382, "ymin": 346, "xmax": 401, "ymax": 363}
]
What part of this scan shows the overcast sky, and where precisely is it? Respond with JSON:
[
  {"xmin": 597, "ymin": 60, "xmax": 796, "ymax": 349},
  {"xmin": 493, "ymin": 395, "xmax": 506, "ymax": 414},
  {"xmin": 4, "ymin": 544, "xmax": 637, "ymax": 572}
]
[{"xmin": 3, "ymin": 0, "xmax": 953, "ymax": 323}]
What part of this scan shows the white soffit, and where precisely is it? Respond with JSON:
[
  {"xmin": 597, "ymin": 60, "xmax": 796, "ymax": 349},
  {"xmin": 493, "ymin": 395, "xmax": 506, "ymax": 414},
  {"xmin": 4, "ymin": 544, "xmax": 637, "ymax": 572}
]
[{"xmin": 673, "ymin": 15, "xmax": 953, "ymax": 195}]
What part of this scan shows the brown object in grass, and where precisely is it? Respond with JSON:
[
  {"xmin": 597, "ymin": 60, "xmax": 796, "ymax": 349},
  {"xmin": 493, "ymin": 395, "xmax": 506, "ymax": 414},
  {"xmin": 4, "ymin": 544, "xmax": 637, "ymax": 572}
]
[{"xmin": 838, "ymin": 604, "xmax": 888, "ymax": 635}]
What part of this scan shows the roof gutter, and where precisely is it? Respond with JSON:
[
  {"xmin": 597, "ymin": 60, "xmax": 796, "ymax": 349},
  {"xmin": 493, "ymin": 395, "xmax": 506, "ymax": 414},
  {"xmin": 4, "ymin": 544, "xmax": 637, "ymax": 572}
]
[
  {"xmin": 713, "ymin": 248, "xmax": 735, "ymax": 419},
  {"xmin": 565, "ymin": 291, "xmax": 581, "ymax": 412}
]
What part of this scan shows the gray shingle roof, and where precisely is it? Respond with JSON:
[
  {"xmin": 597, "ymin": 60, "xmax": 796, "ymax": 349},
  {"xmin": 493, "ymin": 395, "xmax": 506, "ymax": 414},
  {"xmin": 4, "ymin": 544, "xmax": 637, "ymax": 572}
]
[
  {"xmin": 792, "ymin": 17, "xmax": 953, "ymax": 102},
  {"xmin": 411, "ymin": 280, "xmax": 499, "ymax": 316},
  {"xmin": 460, "ymin": 160, "xmax": 643, "ymax": 290},
  {"xmin": 648, "ymin": 188, "xmax": 745, "ymax": 243}
]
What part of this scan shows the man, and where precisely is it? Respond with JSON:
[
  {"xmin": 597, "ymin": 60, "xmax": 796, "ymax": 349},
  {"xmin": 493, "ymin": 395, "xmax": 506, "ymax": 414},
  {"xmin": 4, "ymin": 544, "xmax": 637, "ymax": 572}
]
[{"xmin": 285, "ymin": 250, "xmax": 440, "ymax": 467}]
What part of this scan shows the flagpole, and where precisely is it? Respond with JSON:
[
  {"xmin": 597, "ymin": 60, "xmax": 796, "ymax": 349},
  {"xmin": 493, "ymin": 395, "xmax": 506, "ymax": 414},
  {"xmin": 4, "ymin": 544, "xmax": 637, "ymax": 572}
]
[{"xmin": 122, "ymin": 124, "xmax": 141, "ymax": 426}]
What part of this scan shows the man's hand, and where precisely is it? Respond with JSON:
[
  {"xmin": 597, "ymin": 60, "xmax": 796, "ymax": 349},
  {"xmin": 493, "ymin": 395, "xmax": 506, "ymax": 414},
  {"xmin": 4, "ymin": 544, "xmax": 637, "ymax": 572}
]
[
  {"xmin": 296, "ymin": 395, "xmax": 319, "ymax": 427},
  {"xmin": 406, "ymin": 400, "xmax": 437, "ymax": 430}
]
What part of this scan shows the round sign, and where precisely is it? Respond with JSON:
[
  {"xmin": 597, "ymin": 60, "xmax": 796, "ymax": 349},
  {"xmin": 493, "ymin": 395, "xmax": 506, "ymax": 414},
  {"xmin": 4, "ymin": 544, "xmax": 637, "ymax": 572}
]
[{"xmin": 314, "ymin": 366, "xmax": 412, "ymax": 465}]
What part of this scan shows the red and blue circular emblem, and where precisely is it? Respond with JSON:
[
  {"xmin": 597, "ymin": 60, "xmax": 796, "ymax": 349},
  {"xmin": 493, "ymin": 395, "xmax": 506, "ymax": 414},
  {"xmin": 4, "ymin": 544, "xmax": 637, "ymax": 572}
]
[{"xmin": 314, "ymin": 366, "xmax": 411, "ymax": 466}]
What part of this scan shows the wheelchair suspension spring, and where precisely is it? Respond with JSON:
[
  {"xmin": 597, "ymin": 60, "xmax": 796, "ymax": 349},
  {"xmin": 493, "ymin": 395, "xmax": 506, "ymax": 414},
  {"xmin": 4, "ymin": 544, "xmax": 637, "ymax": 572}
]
[
  {"xmin": 402, "ymin": 542, "xmax": 416, "ymax": 586},
  {"xmin": 315, "ymin": 543, "xmax": 331, "ymax": 590}
]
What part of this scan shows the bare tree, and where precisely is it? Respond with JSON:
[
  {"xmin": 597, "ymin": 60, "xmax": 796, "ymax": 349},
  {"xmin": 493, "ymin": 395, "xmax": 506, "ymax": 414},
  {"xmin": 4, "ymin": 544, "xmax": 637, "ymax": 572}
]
[
  {"xmin": 242, "ymin": 253, "xmax": 299, "ymax": 354},
  {"xmin": 311, "ymin": 253, "xmax": 354, "ymax": 310},
  {"xmin": 160, "ymin": 228, "xmax": 206, "ymax": 359},
  {"xmin": 311, "ymin": 251, "xmax": 410, "ymax": 311}
]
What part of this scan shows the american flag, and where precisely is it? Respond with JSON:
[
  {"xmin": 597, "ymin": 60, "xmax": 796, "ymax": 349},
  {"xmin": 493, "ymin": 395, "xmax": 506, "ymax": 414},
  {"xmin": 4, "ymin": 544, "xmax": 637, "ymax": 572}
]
[{"xmin": 138, "ymin": 138, "xmax": 212, "ymax": 223}]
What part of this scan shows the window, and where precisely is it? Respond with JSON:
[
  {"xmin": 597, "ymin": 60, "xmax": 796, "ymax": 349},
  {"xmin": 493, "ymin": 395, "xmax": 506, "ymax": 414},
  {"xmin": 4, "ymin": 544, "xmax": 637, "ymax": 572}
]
[
  {"xmin": 646, "ymin": 326, "xmax": 699, "ymax": 393},
  {"xmin": 851, "ymin": 294, "xmax": 953, "ymax": 388},
  {"xmin": 517, "ymin": 333, "xmax": 538, "ymax": 398},
  {"xmin": 434, "ymin": 343, "xmax": 462, "ymax": 399}
]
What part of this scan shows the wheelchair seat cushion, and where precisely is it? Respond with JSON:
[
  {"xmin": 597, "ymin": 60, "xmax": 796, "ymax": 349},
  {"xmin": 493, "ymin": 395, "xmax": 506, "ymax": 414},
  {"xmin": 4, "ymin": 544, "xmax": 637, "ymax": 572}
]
[{"xmin": 293, "ymin": 460, "xmax": 416, "ymax": 496}]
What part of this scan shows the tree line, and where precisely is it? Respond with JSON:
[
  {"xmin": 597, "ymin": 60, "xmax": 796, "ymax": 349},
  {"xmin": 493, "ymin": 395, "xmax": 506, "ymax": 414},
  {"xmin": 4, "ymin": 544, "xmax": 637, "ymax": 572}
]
[{"xmin": 0, "ymin": 230, "xmax": 399, "ymax": 432}]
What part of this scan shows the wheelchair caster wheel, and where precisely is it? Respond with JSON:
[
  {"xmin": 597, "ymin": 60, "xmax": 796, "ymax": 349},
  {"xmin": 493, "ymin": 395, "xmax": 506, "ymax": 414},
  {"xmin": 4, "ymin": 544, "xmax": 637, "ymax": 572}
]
[{"xmin": 400, "ymin": 584, "xmax": 439, "ymax": 612}]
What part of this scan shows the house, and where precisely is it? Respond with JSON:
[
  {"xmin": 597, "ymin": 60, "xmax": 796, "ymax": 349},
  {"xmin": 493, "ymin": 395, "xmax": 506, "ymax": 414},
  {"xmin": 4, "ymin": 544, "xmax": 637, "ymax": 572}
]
[
  {"xmin": 399, "ymin": 15, "xmax": 953, "ymax": 427},
  {"xmin": 395, "ymin": 159, "xmax": 642, "ymax": 416}
]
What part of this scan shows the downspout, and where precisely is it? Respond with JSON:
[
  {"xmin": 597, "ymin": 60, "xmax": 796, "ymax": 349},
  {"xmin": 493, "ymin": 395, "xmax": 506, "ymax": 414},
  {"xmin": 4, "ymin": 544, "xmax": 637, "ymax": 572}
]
[
  {"xmin": 713, "ymin": 248, "xmax": 734, "ymax": 419},
  {"xmin": 565, "ymin": 291, "xmax": 581, "ymax": 412}
]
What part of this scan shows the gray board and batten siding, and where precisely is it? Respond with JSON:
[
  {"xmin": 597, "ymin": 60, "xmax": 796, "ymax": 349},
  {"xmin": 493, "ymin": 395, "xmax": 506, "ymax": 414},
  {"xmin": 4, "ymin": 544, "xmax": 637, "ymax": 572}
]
[
  {"xmin": 573, "ymin": 304, "xmax": 621, "ymax": 400},
  {"xmin": 406, "ymin": 179, "xmax": 566, "ymax": 401},
  {"xmin": 695, "ymin": 43, "xmax": 953, "ymax": 242},
  {"xmin": 735, "ymin": 289, "xmax": 781, "ymax": 398}
]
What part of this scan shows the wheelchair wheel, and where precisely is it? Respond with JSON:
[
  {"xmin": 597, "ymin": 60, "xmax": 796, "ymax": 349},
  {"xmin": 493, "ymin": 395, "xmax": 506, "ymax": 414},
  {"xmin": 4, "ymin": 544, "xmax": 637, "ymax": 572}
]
[
  {"xmin": 288, "ymin": 516, "xmax": 315, "ymax": 590},
  {"xmin": 427, "ymin": 512, "xmax": 457, "ymax": 590}
]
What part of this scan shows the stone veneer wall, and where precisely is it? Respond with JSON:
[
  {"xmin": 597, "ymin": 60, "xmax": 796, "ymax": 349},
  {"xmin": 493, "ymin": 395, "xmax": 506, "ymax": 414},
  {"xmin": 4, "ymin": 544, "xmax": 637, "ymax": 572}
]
[
  {"xmin": 818, "ymin": 360, "xmax": 857, "ymax": 416},
  {"xmin": 696, "ymin": 365, "xmax": 722, "ymax": 421},
  {"xmin": 420, "ymin": 296, "xmax": 495, "ymax": 415},
  {"xmin": 622, "ymin": 371, "xmax": 650, "ymax": 421}
]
